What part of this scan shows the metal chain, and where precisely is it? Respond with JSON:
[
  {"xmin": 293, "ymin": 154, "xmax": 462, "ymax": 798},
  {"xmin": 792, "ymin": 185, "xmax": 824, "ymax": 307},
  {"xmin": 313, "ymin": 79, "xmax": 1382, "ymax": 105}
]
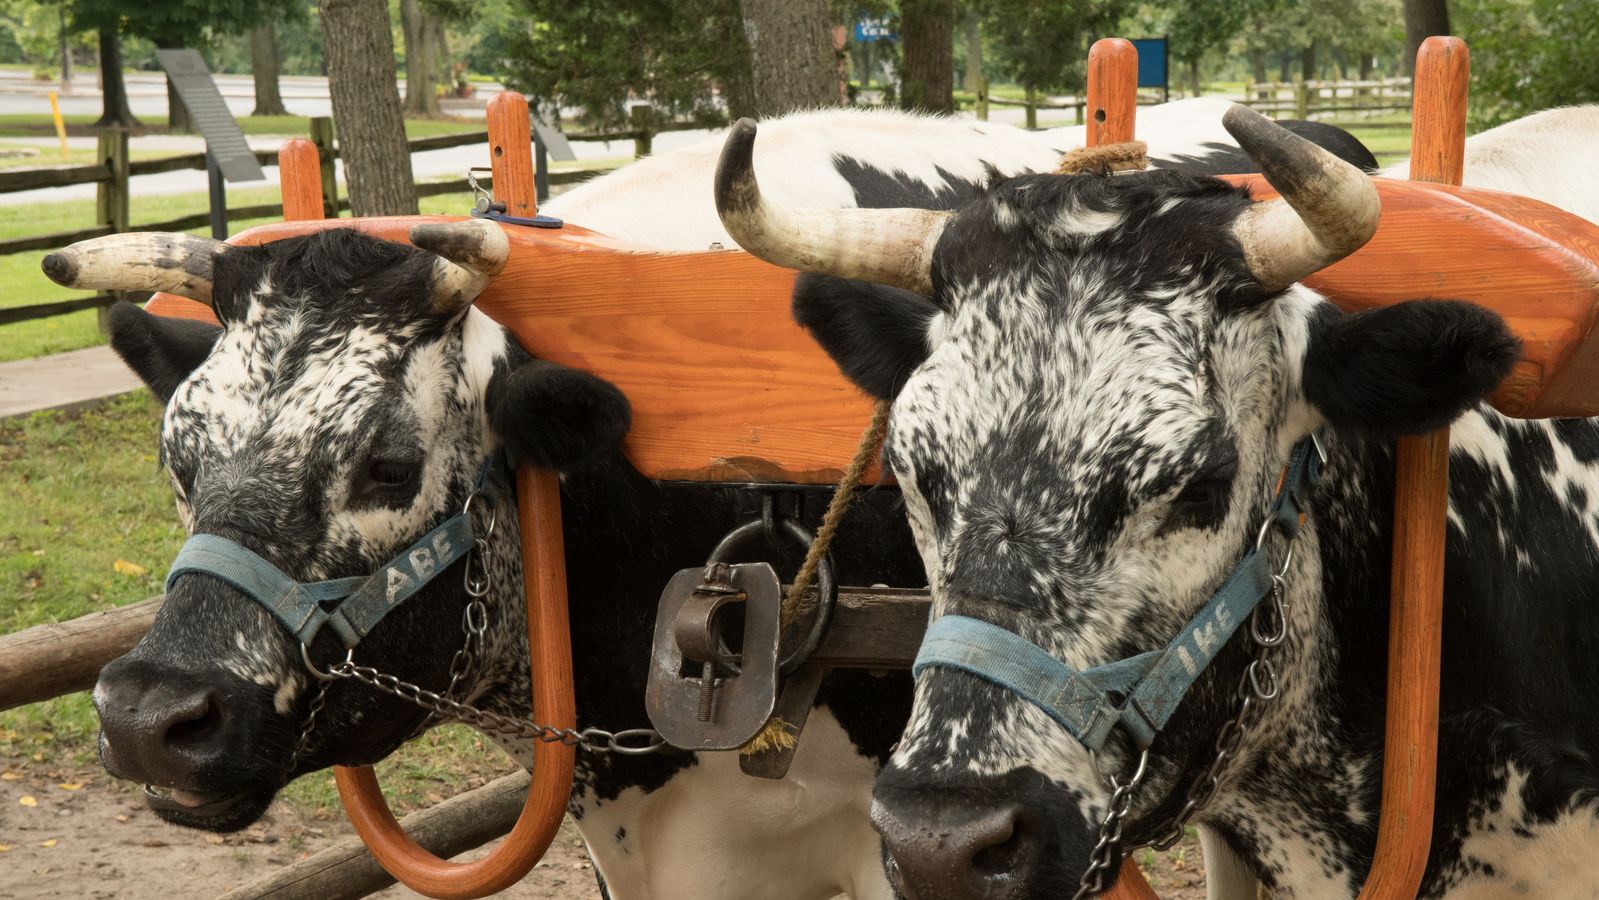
[
  {"xmin": 1074, "ymin": 500, "xmax": 1304, "ymax": 897},
  {"xmin": 290, "ymin": 477, "xmax": 670, "ymax": 763},
  {"xmin": 1074, "ymin": 749, "xmax": 1151, "ymax": 899}
]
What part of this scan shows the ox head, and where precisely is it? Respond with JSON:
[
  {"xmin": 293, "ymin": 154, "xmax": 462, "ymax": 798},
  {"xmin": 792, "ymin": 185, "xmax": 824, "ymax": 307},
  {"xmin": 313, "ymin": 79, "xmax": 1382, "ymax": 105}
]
[
  {"xmin": 43, "ymin": 222, "xmax": 629, "ymax": 831},
  {"xmin": 718, "ymin": 106, "xmax": 1519, "ymax": 898}
]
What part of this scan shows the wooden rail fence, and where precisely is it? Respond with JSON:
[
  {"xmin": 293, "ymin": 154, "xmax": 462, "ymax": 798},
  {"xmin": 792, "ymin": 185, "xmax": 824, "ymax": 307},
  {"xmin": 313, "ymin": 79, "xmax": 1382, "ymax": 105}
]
[
  {"xmin": 1, "ymin": 113, "xmax": 717, "ymax": 328},
  {"xmin": 1242, "ymin": 77, "xmax": 1413, "ymax": 120}
]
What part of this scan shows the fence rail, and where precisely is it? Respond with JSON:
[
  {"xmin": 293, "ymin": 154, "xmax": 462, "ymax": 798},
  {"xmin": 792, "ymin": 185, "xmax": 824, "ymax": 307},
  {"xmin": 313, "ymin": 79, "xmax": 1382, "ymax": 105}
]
[
  {"xmin": 1, "ymin": 114, "xmax": 692, "ymax": 328},
  {"xmin": 1241, "ymin": 77, "xmax": 1412, "ymax": 119}
]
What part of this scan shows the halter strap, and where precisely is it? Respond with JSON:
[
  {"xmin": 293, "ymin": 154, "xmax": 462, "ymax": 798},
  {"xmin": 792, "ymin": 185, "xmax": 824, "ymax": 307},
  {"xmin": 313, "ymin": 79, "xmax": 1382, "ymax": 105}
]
[
  {"xmin": 164, "ymin": 458, "xmax": 499, "ymax": 650},
  {"xmin": 913, "ymin": 436, "xmax": 1322, "ymax": 751}
]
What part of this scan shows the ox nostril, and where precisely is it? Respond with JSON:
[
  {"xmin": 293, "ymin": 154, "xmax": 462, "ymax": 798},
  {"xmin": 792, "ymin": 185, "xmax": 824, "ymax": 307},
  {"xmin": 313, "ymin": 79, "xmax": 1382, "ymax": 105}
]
[
  {"xmin": 162, "ymin": 694, "xmax": 223, "ymax": 748},
  {"xmin": 969, "ymin": 807, "xmax": 1028, "ymax": 878}
]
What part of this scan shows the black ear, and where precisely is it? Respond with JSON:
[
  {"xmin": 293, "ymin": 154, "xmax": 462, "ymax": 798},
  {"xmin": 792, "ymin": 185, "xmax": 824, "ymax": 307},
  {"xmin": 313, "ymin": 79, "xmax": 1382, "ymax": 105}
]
[
  {"xmin": 106, "ymin": 301, "xmax": 223, "ymax": 402},
  {"xmin": 793, "ymin": 273, "xmax": 941, "ymax": 401},
  {"xmin": 1302, "ymin": 299, "xmax": 1520, "ymax": 435},
  {"xmin": 486, "ymin": 351, "xmax": 631, "ymax": 471}
]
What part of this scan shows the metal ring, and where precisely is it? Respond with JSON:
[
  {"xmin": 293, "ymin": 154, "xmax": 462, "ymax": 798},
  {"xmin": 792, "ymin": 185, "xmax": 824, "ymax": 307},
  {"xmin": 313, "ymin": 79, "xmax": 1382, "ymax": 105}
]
[
  {"xmin": 300, "ymin": 642, "xmax": 354, "ymax": 682},
  {"xmin": 462, "ymin": 491, "xmax": 497, "ymax": 536},
  {"xmin": 706, "ymin": 513, "xmax": 838, "ymax": 675}
]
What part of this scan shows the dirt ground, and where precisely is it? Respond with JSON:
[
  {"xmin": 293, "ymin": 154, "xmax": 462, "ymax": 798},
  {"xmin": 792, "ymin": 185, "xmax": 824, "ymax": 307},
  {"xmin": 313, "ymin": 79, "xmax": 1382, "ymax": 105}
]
[
  {"xmin": 0, "ymin": 759, "xmax": 1207, "ymax": 899},
  {"xmin": 0, "ymin": 760, "xmax": 599, "ymax": 900}
]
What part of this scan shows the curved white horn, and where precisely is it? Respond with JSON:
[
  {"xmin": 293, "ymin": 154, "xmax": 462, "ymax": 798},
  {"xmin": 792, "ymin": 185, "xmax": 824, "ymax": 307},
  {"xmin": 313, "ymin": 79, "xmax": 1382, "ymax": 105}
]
[
  {"xmin": 715, "ymin": 118, "xmax": 951, "ymax": 296},
  {"xmin": 408, "ymin": 218, "xmax": 510, "ymax": 313},
  {"xmin": 41, "ymin": 233, "xmax": 223, "ymax": 305},
  {"xmin": 1223, "ymin": 104, "xmax": 1381, "ymax": 292}
]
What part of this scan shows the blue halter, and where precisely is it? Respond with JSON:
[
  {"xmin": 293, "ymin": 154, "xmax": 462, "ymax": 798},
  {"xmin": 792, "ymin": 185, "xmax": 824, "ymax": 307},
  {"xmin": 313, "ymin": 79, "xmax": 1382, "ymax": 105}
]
[
  {"xmin": 163, "ymin": 459, "xmax": 501, "ymax": 652},
  {"xmin": 913, "ymin": 436, "xmax": 1323, "ymax": 752}
]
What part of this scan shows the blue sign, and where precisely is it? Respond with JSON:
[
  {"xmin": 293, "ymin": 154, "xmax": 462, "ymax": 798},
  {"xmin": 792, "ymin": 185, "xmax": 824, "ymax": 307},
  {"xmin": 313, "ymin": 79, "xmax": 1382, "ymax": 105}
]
[
  {"xmin": 1131, "ymin": 38, "xmax": 1168, "ymax": 89},
  {"xmin": 855, "ymin": 18, "xmax": 896, "ymax": 42}
]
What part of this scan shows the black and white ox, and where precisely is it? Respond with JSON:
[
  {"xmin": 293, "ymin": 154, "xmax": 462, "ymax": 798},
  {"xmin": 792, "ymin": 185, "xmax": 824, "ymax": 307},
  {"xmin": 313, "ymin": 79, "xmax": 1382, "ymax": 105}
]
[
  {"xmin": 717, "ymin": 104, "xmax": 1599, "ymax": 899},
  {"xmin": 50, "ymin": 104, "xmax": 1380, "ymax": 900}
]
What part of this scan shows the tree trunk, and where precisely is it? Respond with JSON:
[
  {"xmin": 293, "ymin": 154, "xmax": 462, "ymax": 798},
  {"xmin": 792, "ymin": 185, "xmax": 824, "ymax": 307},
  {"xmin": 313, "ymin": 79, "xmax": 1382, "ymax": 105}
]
[
  {"xmin": 962, "ymin": 9, "xmax": 982, "ymax": 92},
  {"xmin": 94, "ymin": 30, "xmax": 141, "ymax": 128},
  {"xmin": 1402, "ymin": 0, "xmax": 1450, "ymax": 77},
  {"xmin": 738, "ymin": 0, "xmax": 838, "ymax": 117},
  {"xmin": 1188, "ymin": 58, "xmax": 1201, "ymax": 96},
  {"xmin": 1301, "ymin": 42, "xmax": 1316, "ymax": 82},
  {"xmin": 319, "ymin": 0, "xmax": 418, "ymax": 216},
  {"xmin": 400, "ymin": 0, "xmax": 440, "ymax": 116},
  {"xmin": 1250, "ymin": 48, "xmax": 1268, "ymax": 98},
  {"xmin": 899, "ymin": 0, "xmax": 955, "ymax": 113},
  {"xmin": 249, "ymin": 25, "xmax": 290, "ymax": 116},
  {"xmin": 1360, "ymin": 52, "xmax": 1375, "ymax": 80},
  {"xmin": 57, "ymin": 4, "xmax": 73, "ymax": 90},
  {"xmin": 1278, "ymin": 51, "xmax": 1292, "ymax": 82}
]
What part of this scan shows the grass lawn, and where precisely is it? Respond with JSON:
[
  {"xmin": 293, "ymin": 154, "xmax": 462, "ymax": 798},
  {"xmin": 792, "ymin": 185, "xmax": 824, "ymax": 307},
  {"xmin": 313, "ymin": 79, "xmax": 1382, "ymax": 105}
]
[
  {"xmin": 0, "ymin": 143, "xmax": 170, "ymax": 170},
  {"xmin": 0, "ymin": 391, "xmax": 516, "ymax": 816},
  {"xmin": 0, "ymin": 113, "xmax": 483, "ymax": 140}
]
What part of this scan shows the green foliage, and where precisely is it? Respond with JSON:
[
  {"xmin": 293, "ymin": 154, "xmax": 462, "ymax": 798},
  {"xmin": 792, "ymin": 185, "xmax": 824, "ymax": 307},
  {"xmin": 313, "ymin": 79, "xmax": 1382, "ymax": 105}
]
[
  {"xmin": 70, "ymin": 0, "xmax": 298, "ymax": 46},
  {"xmin": 490, "ymin": 0, "xmax": 748, "ymax": 130},
  {"xmin": 1457, "ymin": 0, "xmax": 1599, "ymax": 127},
  {"xmin": 973, "ymin": 0, "xmax": 1127, "ymax": 92}
]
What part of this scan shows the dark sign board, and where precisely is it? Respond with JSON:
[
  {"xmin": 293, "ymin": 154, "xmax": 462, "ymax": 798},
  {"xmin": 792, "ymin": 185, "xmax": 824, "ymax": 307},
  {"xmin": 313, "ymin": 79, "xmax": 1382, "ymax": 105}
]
[
  {"xmin": 1131, "ymin": 38, "xmax": 1169, "ymax": 90},
  {"xmin": 532, "ymin": 114, "xmax": 576, "ymax": 162},
  {"xmin": 157, "ymin": 49, "xmax": 265, "ymax": 183}
]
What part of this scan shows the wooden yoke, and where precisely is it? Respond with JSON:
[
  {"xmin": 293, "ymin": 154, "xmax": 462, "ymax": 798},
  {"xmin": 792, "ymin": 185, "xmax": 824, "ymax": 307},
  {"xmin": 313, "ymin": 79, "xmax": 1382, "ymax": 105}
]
[
  {"xmin": 1086, "ymin": 35, "xmax": 1163, "ymax": 900},
  {"xmin": 326, "ymin": 93, "xmax": 578, "ymax": 899},
  {"xmin": 1354, "ymin": 36, "xmax": 1467, "ymax": 900},
  {"xmin": 1087, "ymin": 38, "xmax": 1138, "ymax": 147}
]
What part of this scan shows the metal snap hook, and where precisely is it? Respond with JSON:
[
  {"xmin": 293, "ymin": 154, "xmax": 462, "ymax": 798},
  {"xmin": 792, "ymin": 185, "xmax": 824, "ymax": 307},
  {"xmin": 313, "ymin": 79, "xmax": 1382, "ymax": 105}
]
[{"xmin": 300, "ymin": 642, "xmax": 354, "ymax": 682}]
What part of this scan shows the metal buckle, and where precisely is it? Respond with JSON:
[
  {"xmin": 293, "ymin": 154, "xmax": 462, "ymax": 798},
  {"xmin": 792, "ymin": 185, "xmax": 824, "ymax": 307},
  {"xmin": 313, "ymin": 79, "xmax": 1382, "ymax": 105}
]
[{"xmin": 644, "ymin": 562, "xmax": 782, "ymax": 750}]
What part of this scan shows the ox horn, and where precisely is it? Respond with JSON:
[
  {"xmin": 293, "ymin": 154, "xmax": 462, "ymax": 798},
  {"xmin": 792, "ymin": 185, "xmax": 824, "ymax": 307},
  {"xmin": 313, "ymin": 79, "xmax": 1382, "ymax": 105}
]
[
  {"xmin": 41, "ymin": 233, "xmax": 223, "ymax": 305},
  {"xmin": 715, "ymin": 118, "xmax": 952, "ymax": 296},
  {"xmin": 409, "ymin": 218, "xmax": 510, "ymax": 313},
  {"xmin": 1223, "ymin": 104, "xmax": 1381, "ymax": 292}
]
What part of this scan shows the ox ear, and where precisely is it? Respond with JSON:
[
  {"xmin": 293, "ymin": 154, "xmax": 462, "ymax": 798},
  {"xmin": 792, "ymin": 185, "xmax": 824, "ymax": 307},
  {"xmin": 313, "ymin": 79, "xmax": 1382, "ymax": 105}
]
[
  {"xmin": 486, "ymin": 353, "xmax": 632, "ymax": 472},
  {"xmin": 793, "ymin": 273, "xmax": 943, "ymax": 401},
  {"xmin": 106, "ymin": 301, "xmax": 223, "ymax": 402},
  {"xmin": 1300, "ymin": 299, "xmax": 1520, "ymax": 436}
]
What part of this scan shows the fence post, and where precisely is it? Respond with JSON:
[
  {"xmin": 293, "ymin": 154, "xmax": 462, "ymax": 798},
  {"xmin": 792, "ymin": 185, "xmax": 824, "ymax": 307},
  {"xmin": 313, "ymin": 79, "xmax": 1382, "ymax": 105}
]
[
  {"xmin": 93, "ymin": 128, "xmax": 128, "ymax": 332},
  {"xmin": 1294, "ymin": 77, "xmax": 1310, "ymax": 119},
  {"xmin": 976, "ymin": 76, "xmax": 988, "ymax": 121},
  {"xmin": 1024, "ymin": 85, "xmax": 1037, "ymax": 130},
  {"xmin": 308, "ymin": 116, "xmax": 338, "ymax": 218},
  {"xmin": 630, "ymin": 105, "xmax": 654, "ymax": 159}
]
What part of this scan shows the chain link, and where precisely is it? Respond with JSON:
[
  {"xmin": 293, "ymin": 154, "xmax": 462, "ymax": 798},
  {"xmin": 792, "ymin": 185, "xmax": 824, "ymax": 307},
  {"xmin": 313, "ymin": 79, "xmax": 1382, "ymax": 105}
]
[
  {"xmin": 1074, "ymin": 748, "xmax": 1151, "ymax": 899},
  {"xmin": 1075, "ymin": 501, "xmax": 1303, "ymax": 896},
  {"xmin": 290, "ymin": 477, "xmax": 670, "ymax": 764}
]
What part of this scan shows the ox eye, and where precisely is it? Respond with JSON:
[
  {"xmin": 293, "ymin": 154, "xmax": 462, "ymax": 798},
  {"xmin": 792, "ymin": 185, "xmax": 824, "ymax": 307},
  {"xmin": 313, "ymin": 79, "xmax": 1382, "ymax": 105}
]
[
  {"xmin": 1164, "ymin": 463, "xmax": 1236, "ymax": 532},
  {"xmin": 367, "ymin": 459, "xmax": 419, "ymax": 487}
]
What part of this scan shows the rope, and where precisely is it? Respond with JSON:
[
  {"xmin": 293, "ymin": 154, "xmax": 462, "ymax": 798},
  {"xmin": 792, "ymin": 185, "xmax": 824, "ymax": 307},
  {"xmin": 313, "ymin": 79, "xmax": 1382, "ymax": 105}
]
[
  {"xmin": 1055, "ymin": 140, "xmax": 1149, "ymax": 176},
  {"xmin": 782, "ymin": 400, "xmax": 891, "ymax": 625}
]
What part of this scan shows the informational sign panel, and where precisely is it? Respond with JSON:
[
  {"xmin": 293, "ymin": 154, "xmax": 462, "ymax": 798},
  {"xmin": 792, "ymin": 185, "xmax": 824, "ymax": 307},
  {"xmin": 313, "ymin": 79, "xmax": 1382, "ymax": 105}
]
[
  {"xmin": 1131, "ymin": 38, "xmax": 1169, "ymax": 91},
  {"xmin": 532, "ymin": 114, "xmax": 576, "ymax": 163},
  {"xmin": 854, "ymin": 18, "xmax": 895, "ymax": 42},
  {"xmin": 156, "ymin": 49, "xmax": 265, "ymax": 183}
]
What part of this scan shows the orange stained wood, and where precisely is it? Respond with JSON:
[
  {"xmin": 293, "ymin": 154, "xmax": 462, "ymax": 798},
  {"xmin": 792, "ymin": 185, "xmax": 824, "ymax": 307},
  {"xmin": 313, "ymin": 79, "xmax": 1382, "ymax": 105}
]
[
  {"xmin": 1087, "ymin": 38, "xmax": 1138, "ymax": 147},
  {"xmin": 486, "ymin": 91, "xmax": 537, "ymax": 219},
  {"xmin": 145, "ymin": 174, "xmax": 1599, "ymax": 487},
  {"xmin": 1353, "ymin": 35, "xmax": 1468, "ymax": 900},
  {"xmin": 324, "ymin": 106, "xmax": 580, "ymax": 899},
  {"xmin": 1104, "ymin": 858, "xmax": 1160, "ymax": 900},
  {"xmin": 333, "ymin": 467, "xmax": 576, "ymax": 899},
  {"xmin": 277, "ymin": 139, "xmax": 324, "ymax": 222}
]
